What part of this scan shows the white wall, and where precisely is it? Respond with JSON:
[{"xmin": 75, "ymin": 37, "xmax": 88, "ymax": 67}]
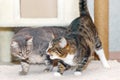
[
  {"xmin": 0, "ymin": 0, "xmax": 14, "ymax": 23},
  {"xmin": 0, "ymin": 0, "xmax": 80, "ymax": 26},
  {"xmin": 88, "ymin": 0, "xmax": 120, "ymax": 52},
  {"xmin": 109, "ymin": 0, "xmax": 120, "ymax": 51},
  {"xmin": 0, "ymin": 0, "xmax": 94, "ymax": 27}
]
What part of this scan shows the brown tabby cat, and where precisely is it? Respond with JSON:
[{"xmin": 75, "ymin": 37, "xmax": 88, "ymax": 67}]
[
  {"xmin": 11, "ymin": 27, "xmax": 66, "ymax": 75},
  {"xmin": 46, "ymin": 0, "xmax": 110, "ymax": 76}
]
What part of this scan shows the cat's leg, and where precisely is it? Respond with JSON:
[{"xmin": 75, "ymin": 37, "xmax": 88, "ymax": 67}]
[
  {"xmin": 95, "ymin": 37, "xmax": 110, "ymax": 68},
  {"xmin": 54, "ymin": 61, "xmax": 65, "ymax": 76},
  {"xmin": 44, "ymin": 59, "xmax": 60, "ymax": 72},
  {"xmin": 95, "ymin": 48, "xmax": 110, "ymax": 68},
  {"xmin": 44, "ymin": 59, "xmax": 53, "ymax": 72},
  {"xmin": 19, "ymin": 61, "xmax": 30, "ymax": 75},
  {"xmin": 74, "ymin": 57, "xmax": 88, "ymax": 76},
  {"xmin": 44, "ymin": 55, "xmax": 54, "ymax": 72},
  {"xmin": 54, "ymin": 61, "xmax": 70, "ymax": 76}
]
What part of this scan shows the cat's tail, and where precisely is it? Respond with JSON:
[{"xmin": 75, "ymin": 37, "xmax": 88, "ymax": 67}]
[{"xmin": 79, "ymin": 0, "xmax": 90, "ymax": 16}]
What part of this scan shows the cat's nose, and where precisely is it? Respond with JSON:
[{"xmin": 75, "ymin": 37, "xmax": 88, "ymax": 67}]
[
  {"xmin": 49, "ymin": 54, "xmax": 53, "ymax": 56},
  {"xmin": 46, "ymin": 51, "xmax": 50, "ymax": 55},
  {"xmin": 47, "ymin": 52, "xmax": 50, "ymax": 55},
  {"xmin": 46, "ymin": 52, "xmax": 53, "ymax": 56}
]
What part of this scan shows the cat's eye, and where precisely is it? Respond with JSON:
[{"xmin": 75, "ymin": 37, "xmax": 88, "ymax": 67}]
[
  {"xmin": 54, "ymin": 50, "xmax": 61, "ymax": 56},
  {"xmin": 19, "ymin": 52, "xmax": 22, "ymax": 53},
  {"xmin": 55, "ymin": 50, "xmax": 58, "ymax": 53},
  {"xmin": 18, "ymin": 53, "xmax": 22, "ymax": 56}
]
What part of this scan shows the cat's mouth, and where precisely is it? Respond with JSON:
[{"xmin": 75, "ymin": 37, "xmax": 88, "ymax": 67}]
[
  {"xmin": 50, "ymin": 56, "xmax": 57, "ymax": 59},
  {"xmin": 16, "ymin": 55, "xmax": 26, "ymax": 60},
  {"xmin": 48, "ymin": 54, "xmax": 54, "ymax": 59},
  {"xmin": 46, "ymin": 51, "xmax": 53, "ymax": 56},
  {"xmin": 47, "ymin": 51, "xmax": 60, "ymax": 59},
  {"xmin": 49, "ymin": 54, "xmax": 60, "ymax": 60}
]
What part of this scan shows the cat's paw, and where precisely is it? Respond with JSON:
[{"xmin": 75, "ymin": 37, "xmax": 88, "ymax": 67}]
[
  {"xmin": 103, "ymin": 64, "xmax": 110, "ymax": 69},
  {"xmin": 54, "ymin": 72, "xmax": 62, "ymax": 77},
  {"xmin": 19, "ymin": 71, "xmax": 28, "ymax": 75},
  {"xmin": 43, "ymin": 69, "xmax": 50, "ymax": 72},
  {"xmin": 74, "ymin": 71, "xmax": 82, "ymax": 76},
  {"xmin": 43, "ymin": 68, "xmax": 52, "ymax": 72}
]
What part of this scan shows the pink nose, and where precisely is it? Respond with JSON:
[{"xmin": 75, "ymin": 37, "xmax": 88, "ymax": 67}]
[
  {"xmin": 49, "ymin": 54, "xmax": 53, "ymax": 56},
  {"xmin": 46, "ymin": 52, "xmax": 49, "ymax": 55}
]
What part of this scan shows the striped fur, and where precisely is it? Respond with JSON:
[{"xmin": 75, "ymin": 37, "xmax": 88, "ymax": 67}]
[{"xmin": 46, "ymin": 0, "xmax": 108, "ymax": 76}]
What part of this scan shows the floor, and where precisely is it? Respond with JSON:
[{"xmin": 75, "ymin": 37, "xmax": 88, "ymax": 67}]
[
  {"xmin": 0, "ymin": 52, "xmax": 119, "ymax": 80},
  {"xmin": 0, "ymin": 61, "xmax": 120, "ymax": 80}
]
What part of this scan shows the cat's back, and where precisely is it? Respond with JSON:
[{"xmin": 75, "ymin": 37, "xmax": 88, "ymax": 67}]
[
  {"xmin": 12, "ymin": 26, "xmax": 67, "ymax": 48},
  {"xmin": 12, "ymin": 27, "xmax": 33, "ymax": 41},
  {"xmin": 37, "ymin": 27, "xmax": 67, "ymax": 36},
  {"xmin": 34, "ymin": 27, "xmax": 67, "ymax": 40}
]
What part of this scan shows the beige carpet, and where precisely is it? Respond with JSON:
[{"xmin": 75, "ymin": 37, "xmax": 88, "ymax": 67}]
[{"xmin": 0, "ymin": 60, "xmax": 120, "ymax": 80}]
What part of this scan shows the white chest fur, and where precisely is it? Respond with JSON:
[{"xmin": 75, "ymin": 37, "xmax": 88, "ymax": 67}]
[
  {"xmin": 50, "ymin": 53, "xmax": 76, "ymax": 66},
  {"xmin": 62, "ymin": 54, "xmax": 76, "ymax": 66}
]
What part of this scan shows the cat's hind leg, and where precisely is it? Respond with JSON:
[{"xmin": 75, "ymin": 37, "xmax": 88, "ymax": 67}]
[
  {"xmin": 95, "ymin": 48, "xmax": 110, "ymax": 68},
  {"xmin": 95, "ymin": 37, "xmax": 110, "ymax": 68}
]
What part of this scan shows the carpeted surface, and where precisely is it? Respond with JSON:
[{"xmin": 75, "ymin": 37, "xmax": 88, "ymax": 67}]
[{"xmin": 0, "ymin": 60, "xmax": 120, "ymax": 80}]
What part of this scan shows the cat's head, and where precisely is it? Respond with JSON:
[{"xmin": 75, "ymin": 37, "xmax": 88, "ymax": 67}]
[
  {"xmin": 11, "ymin": 35, "xmax": 33, "ymax": 60},
  {"xmin": 46, "ymin": 37, "xmax": 76, "ymax": 59}
]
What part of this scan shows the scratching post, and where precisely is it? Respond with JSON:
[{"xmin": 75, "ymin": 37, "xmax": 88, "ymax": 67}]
[{"xmin": 94, "ymin": 0, "xmax": 109, "ymax": 59}]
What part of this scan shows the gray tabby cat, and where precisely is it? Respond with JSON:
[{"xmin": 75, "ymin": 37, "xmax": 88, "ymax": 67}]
[
  {"xmin": 46, "ymin": 0, "xmax": 110, "ymax": 76},
  {"xmin": 11, "ymin": 27, "xmax": 66, "ymax": 75}
]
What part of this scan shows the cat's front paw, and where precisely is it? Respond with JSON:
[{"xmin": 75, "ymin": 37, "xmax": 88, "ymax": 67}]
[
  {"xmin": 19, "ymin": 71, "xmax": 28, "ymax": 75},
  {"xmin": 43, "ymin": 66, "xmax": 53, "ymax": 72},
  {"xmin": 54, "ymin": 72, "xmax": 62, "ymax": 77},
  {"xmin": 74, "ymin": 71, "xmax": 82, "ymax": 76},
  {"xmin": 43, "ymin": 68, "xmax": 52, "ymax": 72}
]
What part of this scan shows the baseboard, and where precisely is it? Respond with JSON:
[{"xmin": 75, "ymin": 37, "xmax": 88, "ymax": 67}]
[{"xmin": 110, "ymin": 52, "xmax": 120, "ymax": 61}]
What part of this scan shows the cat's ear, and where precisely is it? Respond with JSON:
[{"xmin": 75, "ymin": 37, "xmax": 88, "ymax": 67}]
[
  {"xmin": 11, "ymin": 41, "xmax": 19, "ymax": 48},
  {"xmin": 26, "ymin": 35, "xmax": 33, "ymax": 45},
  {"xmin": 59, "ymin": 37, "xmax": 67, "ymax": 48}
]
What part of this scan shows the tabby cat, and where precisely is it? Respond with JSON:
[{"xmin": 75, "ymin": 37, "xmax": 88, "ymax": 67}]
[
  {"xmin": 11, "ymin": 27, "xmax": 66, "ymax": 75},
  {"xmin": 46, "ymin": 0, "xmax": 110, "ymax": 76}
]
